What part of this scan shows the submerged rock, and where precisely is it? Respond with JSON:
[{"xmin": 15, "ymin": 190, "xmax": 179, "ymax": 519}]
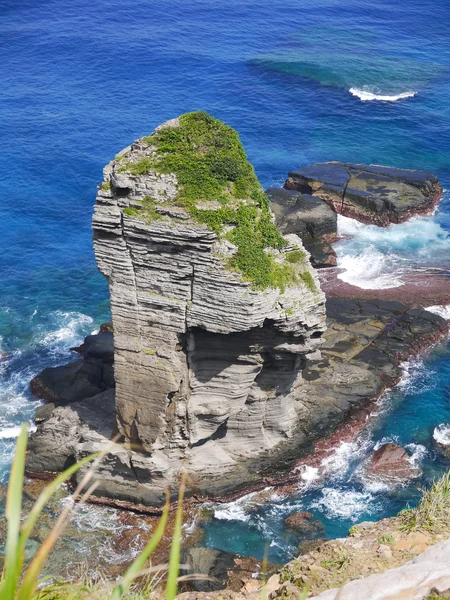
[
  {"xmin": 367, "ymin": 443, "xmax": 420, "ymax": 481},
  {"xmin": 284, "ymin": 511, "xmax": 324, "ymax": 536},
  {"xmin": 285, "ymin": 162, "xmax": 442, "ymax": 226}
]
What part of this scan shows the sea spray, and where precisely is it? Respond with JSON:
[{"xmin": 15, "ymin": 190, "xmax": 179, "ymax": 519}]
[{"xmin": 334, "ymin": 213, "xmax": 450, "ymax": 290}]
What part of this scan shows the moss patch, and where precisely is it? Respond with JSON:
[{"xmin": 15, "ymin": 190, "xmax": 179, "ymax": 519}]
[{"xmin": 118, "ymin": 111, "xmax": 307, "ymax": 291}]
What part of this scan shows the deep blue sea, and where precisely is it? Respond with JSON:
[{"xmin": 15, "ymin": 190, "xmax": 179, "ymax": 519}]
[{"xmin": 1, "ymin": 0, "xmax": 450, "ymax": 564}]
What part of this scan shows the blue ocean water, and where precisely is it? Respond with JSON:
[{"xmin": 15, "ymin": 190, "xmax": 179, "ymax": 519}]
[{"xmin": 1, "ymin": 0, "xmax": 450, "ymax": 564}]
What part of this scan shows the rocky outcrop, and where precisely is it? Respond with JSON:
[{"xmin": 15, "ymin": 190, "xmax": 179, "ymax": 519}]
[
  {"xmin": 27, "ymin": 294, "xmax": 448, "ymax": 510},
  {"xmin": 30, "ymin": 332, "xmax": 114, "ymax": 405},
  {"xmin": 366, "ymin": 443, "xmax": 420, "ymax": 481},
  {"xmin": 266, "ymin": 188, "xmax": 337, "ymax": 268},
  {"xmin": 285, "ymin": 162, "xmax": 442, "ymax": 226},
  {"xmin": 284, "ymin": 511, "xmax": 324, "ymax": 536},
  {"xmin": 26, "ymin": 114, "xmax": 448, "ymax": 512},
  {"xmin": 175, "ymin": 518, "xmax": 450, "ymax": 600},
  {"xmin": 27, "ymin": 112, "xmax": 327, "ymax": 506},
  {"xmin": 433, "ymin": 424, "xmax": 450, "ymax": 459}
]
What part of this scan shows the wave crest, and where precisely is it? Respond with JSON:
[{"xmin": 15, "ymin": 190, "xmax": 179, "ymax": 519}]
[{"xmin": 349, "ymin": 87, "xmax": 416, "ymax": 102}]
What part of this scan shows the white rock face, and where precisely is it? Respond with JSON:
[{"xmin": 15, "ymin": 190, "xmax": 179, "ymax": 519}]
[{"xmin": 89, "ymin": 117, "xmax": 327, "ymax": 503}]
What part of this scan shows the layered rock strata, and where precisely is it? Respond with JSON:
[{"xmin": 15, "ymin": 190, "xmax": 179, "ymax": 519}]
[
  {"xmin": 284, "ymin": 162, "xmax": 442, "ymax": 226},
  {"xmin": 27, "ymin": 112, "xmax": 327, "ymax": 506},
  {"xmin": 27, "ymin": 297, "xmax": 448, "ymax": 508}
]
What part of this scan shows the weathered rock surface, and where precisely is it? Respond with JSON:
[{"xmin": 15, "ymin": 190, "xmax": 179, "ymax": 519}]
[
  {"xmin": 26, "ymin": 115, "xmax": 448, "ymax": 511},
  {"xmin": 266, "ymin": 188, "xmax": 337, "ymax": 268},
  {"xmin": 30, "ymin": 332, "xmax": 114, "ymax": 405},
  {"xmin": 26, "ymin": 295, "xmax": 448, "ymax": 510},
  {"xmin": 366, "ymin": 443, "xmax": 420, "ymax": 481},
  {"xmin": 284, "ymin": 511, "xmax": 324, "ymax": 536},
  {"xmin": 27, "ymin": 113, "xmax": 328, "ymax": 506},
  {"xmin": 310, "ymin": 539, "xmax": 450, "ymax": 600},
  {"xmin": 285, "ymin": 162, "xmax": 442, "ymax": 226}
]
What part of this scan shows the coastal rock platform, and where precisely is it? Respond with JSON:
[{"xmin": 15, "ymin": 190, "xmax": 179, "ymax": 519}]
[
  {"xmin": 26, "ymin": 297, "xmax": 448, "ymax": 509},
  {"xmin": 284, "ymin": 162, "xmax": 442, "ymax": 226}
]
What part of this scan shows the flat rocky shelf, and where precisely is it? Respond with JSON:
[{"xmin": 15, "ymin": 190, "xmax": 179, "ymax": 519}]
[{"xmin": 284, "ymin": 162, "xmax": 442, "ymax": 226}]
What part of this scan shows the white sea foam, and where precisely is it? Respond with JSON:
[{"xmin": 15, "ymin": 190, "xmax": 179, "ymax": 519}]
[
  {"xmin": 426, "ymin": 305, "xmax": 450, "ymax": 320},
  {"xmin": 213, "ymin": 491, "xmax": 259, "ymax": 522},
  {"xmin": 349, "ymin": 87, "xmax": 416, "ymax": 102},
  {"xmin": 397, "ymin": 357, "xmax": 436, "ymax": 395},
  {"xmin": 309, "ymin": 488, "xmax": 380, "ymax": 522},
  {"xmin": 0, "ymin": 425, "xmax": 36, "ymax": 439},
  {"xmin": 39, "ymin": 311, "xmax": 94, "ymax": 350},
  {"xmin": 433, "ymin": 423, "xmax": 450, "ymax": 446},
  {"xmin": 336, "ymin": 248, "xmax": 404, "ymax": 289},
  {"xmin": 298, "ymin": 465, "xmax": 320, "ymax": 482},
  {"xmin": 405, "ymin": 442, "xmax": 427, "ymax": 465},
  {"xmin": 334, "ymin": 214, "xmax": 450, "ymax": 290}
]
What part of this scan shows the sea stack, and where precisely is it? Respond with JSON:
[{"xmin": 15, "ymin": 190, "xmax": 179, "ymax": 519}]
[{"xmin": 27, "ymin": 112, "xmax": 327, "ymax": 507}]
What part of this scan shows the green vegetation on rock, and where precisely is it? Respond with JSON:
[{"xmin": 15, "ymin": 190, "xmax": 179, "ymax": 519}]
[
  {"xmin": 118, "ymin": 111, "xmax": 313, "ymax": 291},
  {"xmin": 399, "ymin": 470, "xmax": 450, "ymax": 532},
  {"xmin": 286, "ymin": 249, "xmax": 306, "ymax": 264}
]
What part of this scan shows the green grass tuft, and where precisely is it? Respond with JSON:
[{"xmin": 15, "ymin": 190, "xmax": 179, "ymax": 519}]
[
  {"xmin": 377, "ymin": 534, "xmax": 394, "ymax": 545},
  {"xmin": 399, "ymin": 471, "xmax": 450, "ymax": 532},
  {"xmin": 117, "ymin": 111, "xmax": 299, "ymax": 291},
  {"xmin": 101, "ymin": 182, "xmax": 111, "ymax": 191},
  {"xmin": 123, "ymin": 207, "xmax": 140, "ymax": 218},
  {"xmin": 299, "ymin": 271, "xmax": 317, "ymax": 293},
  {"xmin": 320, "ymin": 550, "xmax": 351, "ymax": 572}
]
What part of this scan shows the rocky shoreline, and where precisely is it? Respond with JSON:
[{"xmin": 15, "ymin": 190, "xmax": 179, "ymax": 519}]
[
  {"xmin": 284, "ymin": 162, "xmax": 442, "ymax": 227},
  {"xmin": 24, "ymin": 116, "xmax": 448, "ymax": 514},
  {"xmin": 26, "ymin": 297, "xmax": 449, "ymax": 511},
  {"xmin": 17, "ymin": 114, "xmax": 450, "ymax": 597}
]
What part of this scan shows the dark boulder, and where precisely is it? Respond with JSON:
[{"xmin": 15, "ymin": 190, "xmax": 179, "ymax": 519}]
[
  {"xmin": 31, "ymin": 331, "xmax": 115, "ymax": 405},
  {"xmin": 84, "ymin": 332, "xmax": 114, "ymax": 361},
  {"xmin": 30, "ymin": 359, "xmax": 105, "ymax": 405},
  {"xmin": 266, "ymin": 187, "xmax": 337, "ymax": 268},
  {"xmin": 284, "ymin": 162, "xmax": 442, "ymax": 226}
]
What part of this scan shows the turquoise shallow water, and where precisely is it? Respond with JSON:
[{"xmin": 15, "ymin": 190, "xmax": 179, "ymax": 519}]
[{"xmin": 1, "ymin": 0, "xmax": 450, "ymax": 565}]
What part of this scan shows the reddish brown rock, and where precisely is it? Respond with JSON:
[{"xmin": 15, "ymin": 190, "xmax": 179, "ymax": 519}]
[
  {"xmin": 367, "ymin": 443, "xmax": 419, "ymax": 480},
  {"xmin": 285, "ymin": 511, "xmax": 324, "ymax": 535}
]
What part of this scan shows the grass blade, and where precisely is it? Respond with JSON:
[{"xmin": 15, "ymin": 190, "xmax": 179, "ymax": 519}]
[
  {"xmin": 166, "ymin": 473, "xmax": 186, "ymax": 600},
  {"xmin": 16, "ymin": 452, "xmax": 100, "ymax": 579},
  {"xmin": 109, "ymin": 492, "xmax": 170, "ymax": 600},
  {"xmin": 17, "ymin": 440, "xmax": 118, "ymax": 600},
  {"xmin": 2, "ymin": 424, "xmax": 28, "ymax": 599}
]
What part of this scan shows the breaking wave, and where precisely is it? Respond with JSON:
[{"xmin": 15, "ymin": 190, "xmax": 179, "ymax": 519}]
[
  {"xmin": 426, "ymin": 305, "xmax": 450, "ymax": 320},
  {"xmin": 310, "ymin": 488, "xmax": 382, "ymax": 522},
  {"xmin": 433, "ymin": 423, "xmax": 450, "ymax": 446},
  {"xmin": 36, "ymin": 311, "xmax": 95, "ymax": 354},
  {"xmin": 334, "ymin": 213, "xmax": 450, "ymax": 290},
  {"xmin": 349, "ymin": 87, "xmax": 416, "ymax": 101}
]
